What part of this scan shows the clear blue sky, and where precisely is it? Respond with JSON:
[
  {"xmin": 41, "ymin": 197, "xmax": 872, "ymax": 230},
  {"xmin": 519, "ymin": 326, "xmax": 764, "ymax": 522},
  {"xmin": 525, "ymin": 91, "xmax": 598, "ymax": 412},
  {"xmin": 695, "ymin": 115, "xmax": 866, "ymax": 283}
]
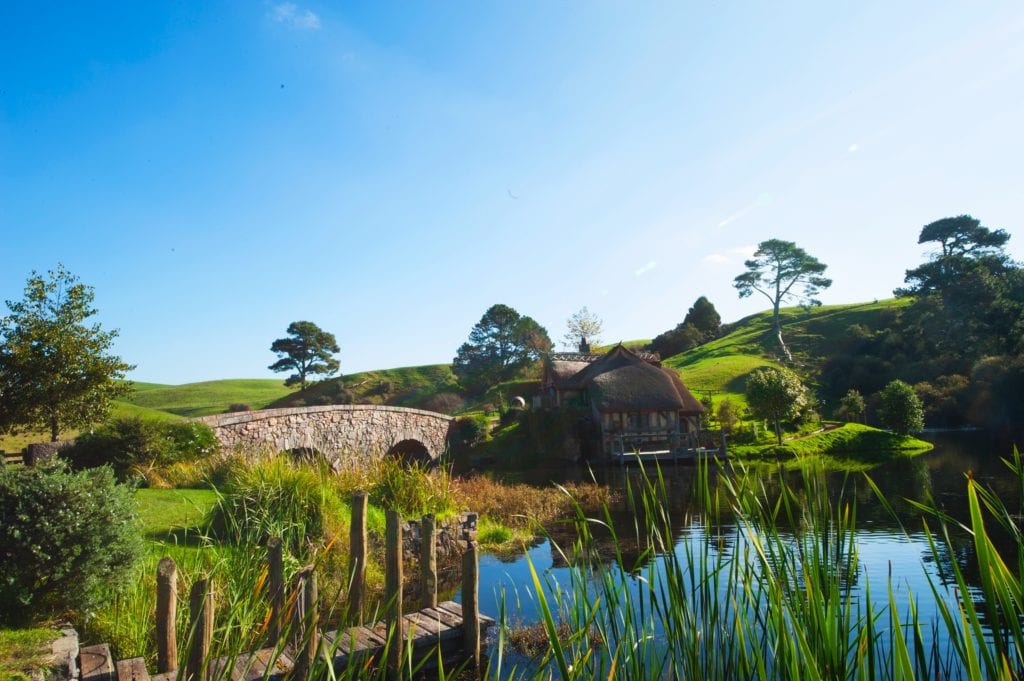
[{"xmin": 2, "ymin": 2, "xmax": 1022, "ymax": 384}]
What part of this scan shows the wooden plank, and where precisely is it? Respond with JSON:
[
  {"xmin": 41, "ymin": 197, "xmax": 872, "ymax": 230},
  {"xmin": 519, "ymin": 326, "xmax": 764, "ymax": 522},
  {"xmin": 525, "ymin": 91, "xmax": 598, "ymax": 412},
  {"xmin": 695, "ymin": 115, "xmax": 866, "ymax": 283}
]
[
  {"xmin": 151, "ymin": 673, "xmax": 175, "ymax": 681},
  {"xmin": 437, "ymin": 601, "xmax": 495, "ymax": 627},
  {"xmin": 405, "ymin": 612, "xmax": 459, "ymax": 643},
  {"xmin": 232, "ymin": 648, "xmax": 293, "ymax": 681},
  {"xmin": 421, "ymin": 606, "xmax": 462, "ymax": 629},
  {"xmin": 115, "ymin": 658, "xmax": 150, "ymax": 681},
  {"xmin": 80, "ymin": 644, "xmax": 114, "ymax": 681}
]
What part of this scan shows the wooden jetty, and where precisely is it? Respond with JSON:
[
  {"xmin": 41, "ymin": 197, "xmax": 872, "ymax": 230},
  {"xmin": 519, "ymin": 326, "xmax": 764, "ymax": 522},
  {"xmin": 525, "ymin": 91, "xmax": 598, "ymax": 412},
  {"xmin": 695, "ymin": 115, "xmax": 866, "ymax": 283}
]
[
  {"xmin": 610, "ymin": 433, "xmax": 729, "ymax": 465},
  {"xmin": 76, "ymin": 495, "xmax": 492, "ymax": 681}
]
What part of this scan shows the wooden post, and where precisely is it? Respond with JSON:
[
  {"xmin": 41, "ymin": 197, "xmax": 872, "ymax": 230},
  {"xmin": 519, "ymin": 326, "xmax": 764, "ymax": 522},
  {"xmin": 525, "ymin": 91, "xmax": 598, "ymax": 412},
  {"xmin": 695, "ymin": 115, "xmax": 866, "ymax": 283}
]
[
  {"xmin": 156, "ymin": 557, "xmax": 178, "ymax": 674},
  {"xmin": 421, "ymin": 514, "xmax": 437, "ymax": 608},
  {"xmin": 348, "ymin": 491, "xmax": 368, "ymax": 625},
  {"xmin": 186, "ymin": 579, "xmax": 213, "ymax": 681},
  {"xmin": 290, "ymin": 566, "xmax": 318, "ymax": 681},
  {"xmin": 462, "ymin": 540, "xmax": 481, "ymax": 674},
  {"xmin": 385, "ymin": 509, "xmax": 403, "ymax": 678},
  {"xmin": 267, "ymin": 537, "xmax": 285, "ymax": 646}
]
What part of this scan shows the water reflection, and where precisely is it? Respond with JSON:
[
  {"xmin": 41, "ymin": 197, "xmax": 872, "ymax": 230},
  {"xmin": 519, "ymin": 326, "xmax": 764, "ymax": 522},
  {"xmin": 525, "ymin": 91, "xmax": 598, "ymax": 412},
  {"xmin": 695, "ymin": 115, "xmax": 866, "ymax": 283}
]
[{"xmin": 462, "ymin": 432, "xmax": 1022, "ymax": 675}]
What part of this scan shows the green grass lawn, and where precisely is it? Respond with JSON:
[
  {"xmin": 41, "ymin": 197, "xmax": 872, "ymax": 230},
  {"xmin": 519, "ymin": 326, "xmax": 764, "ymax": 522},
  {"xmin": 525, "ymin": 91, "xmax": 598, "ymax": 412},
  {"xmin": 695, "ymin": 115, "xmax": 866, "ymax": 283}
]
[
  {"xmin": 126, "ymin": 379, "xmax": 294, "ymax": 417},
  {"xmin": 0, "ymin": 400, "xmax": 182, "ymax": 453},
  {"xmin": 730, "ymin": 423, "xmax": 932, "ymax": 469},
  {"xmin": 135, "ymin": 488, "xmax": 219, "ymax": 540}
]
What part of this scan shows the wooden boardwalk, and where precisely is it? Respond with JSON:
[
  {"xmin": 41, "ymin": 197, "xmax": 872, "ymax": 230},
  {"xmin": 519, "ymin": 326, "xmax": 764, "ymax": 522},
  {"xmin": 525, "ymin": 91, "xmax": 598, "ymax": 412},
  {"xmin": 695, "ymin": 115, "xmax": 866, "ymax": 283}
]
[{"xmin": 81, "ymin": 601, "xmax": 494, "ymax": 681}]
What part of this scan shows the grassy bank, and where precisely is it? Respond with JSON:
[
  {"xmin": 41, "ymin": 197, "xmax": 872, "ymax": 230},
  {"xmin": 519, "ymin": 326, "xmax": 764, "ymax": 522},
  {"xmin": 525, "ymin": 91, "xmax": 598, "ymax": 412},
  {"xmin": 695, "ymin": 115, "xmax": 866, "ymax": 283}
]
[
  {"xmin": 126, "ymin": 379, "xmax": 293, "ymax": 417},
  {"xmin": 729, "ymin": 422, "xmax": 933, "ymax": 468}
]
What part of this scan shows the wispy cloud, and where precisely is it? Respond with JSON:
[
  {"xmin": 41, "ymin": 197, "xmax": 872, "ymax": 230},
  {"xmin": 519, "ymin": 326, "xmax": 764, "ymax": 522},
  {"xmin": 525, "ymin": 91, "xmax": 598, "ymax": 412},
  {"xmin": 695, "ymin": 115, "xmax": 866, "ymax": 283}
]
[
  {"xmin": 716, "ymin": 192, "xmax": 774, "ymax": 229},
  {"xmin": 848, "ymin": 143, "xmax": 860, "ymax": 153},
  {"xmin": 269, "ymin": 2, "xmax": 321, "ymax": 30},
  {"xmin": 702, "ymin": 246, "xmax": 756, "ymax": 267},
  {"xmin": 634, "ymin": 261, "xmax": 658, "ymax": 277}
]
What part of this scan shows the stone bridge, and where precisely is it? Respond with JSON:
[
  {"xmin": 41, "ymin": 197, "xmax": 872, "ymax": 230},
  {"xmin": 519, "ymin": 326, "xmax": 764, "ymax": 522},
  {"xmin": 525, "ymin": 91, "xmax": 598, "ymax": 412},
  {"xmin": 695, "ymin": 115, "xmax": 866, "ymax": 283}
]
[{"xmin": 196, "ymin": 405, "xmax": 454, "ymax": 463}]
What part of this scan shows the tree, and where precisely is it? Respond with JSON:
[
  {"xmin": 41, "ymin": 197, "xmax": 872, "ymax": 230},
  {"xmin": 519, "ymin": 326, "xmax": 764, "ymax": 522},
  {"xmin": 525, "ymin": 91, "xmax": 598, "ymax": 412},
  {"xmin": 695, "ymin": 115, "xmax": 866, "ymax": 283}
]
[
  {"xmin": 648, "ymin": 296, "xmax": 722, "ymax": 358},
  {"xmin": 268, "ymin": 321, "xmax": 340, "ymax": 391},
  {"xmin": 836, "ymin": 389, "xmax": 866, "ymax": 423},
  {"xmin": 453, "ymin": 304, "xmax": 552, "ymax": 391},
  {"xmin": 876, "ymin": 380, "xmax": 924, "ymax": 435},
  {"xmin": 733, "ymin": 239, "xmax": 832, "ymax": 361},
  {"xmin": 716, "ymin": 398, "xmax": 739, "ymax": 433},
  {"xmin": 0, "ymin": 265, "xmax": 134, "ymax": 441},
  {"xmin": 745, "ymin": 366, "xmax": 810, "ymax": 445},
  {"xmin": 684, "ymin": 296, "xmax": 722, "ymax": 341},
  {"xmin": 563, "ymin": 306, "xmax": 603, "ymax": 351}
]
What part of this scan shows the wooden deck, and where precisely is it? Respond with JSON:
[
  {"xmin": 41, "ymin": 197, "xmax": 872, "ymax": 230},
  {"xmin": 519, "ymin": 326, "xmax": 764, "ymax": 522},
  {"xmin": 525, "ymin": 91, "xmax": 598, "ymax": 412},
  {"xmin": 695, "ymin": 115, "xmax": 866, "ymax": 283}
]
[{"xmin": 82, "ymin": 602, "xmax": 494, "ymax": 681}]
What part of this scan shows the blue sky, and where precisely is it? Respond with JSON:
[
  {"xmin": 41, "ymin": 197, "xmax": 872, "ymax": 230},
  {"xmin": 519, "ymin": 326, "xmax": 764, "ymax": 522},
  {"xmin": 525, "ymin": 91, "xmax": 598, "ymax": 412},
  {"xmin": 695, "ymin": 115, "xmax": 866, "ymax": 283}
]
[{"xmin": 2, "ymin": 2, "xmax": 1022, "ymax": 384}]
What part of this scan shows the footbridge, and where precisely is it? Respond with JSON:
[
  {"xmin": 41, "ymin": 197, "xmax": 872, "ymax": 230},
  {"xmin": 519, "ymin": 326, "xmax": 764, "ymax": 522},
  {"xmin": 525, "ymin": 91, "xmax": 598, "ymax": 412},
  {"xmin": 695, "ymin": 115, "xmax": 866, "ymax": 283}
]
[{"xmin": 196, "ymin": 405, "xmax": 454, "ymax": 463}]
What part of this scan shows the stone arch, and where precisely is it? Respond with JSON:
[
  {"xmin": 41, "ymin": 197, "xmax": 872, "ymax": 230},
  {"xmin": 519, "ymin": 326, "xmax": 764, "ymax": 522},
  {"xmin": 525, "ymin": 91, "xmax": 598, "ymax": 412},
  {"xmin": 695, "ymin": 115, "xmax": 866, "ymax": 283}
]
[{"xmin": 386, "ymin": 438, "xmax": 432, "ymax": 466}]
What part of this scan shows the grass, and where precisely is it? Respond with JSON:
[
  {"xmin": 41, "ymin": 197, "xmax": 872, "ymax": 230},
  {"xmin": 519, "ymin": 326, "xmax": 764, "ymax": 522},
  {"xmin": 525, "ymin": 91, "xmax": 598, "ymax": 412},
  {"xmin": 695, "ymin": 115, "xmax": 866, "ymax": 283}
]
[
  {"xmin": 729, "ymin": 423, "xmax": 933, "ymax": 470},
  {"xmin": 0, "ymin": 627, "xmax": 60, "ymax": 681},
  {"xmin": 126, "ymin": 379, "xmax": 294, "ymax": 417},
  {"xmin": 135, "ymin": 488, "xmax": 219, "ymax": 539},
  {"xmin": 0, "ymin": 400, "xmax": 182, "ymax": 453},
  {"xmin": 269, "ymin": 364, "xmax": 461, "ymax": 412}
]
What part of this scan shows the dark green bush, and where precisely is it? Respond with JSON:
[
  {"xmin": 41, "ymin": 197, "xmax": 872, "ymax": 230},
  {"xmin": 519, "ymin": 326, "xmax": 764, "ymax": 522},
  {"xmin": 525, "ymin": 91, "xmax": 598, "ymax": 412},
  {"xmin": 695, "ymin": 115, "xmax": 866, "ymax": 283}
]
[
  {"xmin": 64, "ymin": 417, "xmax": 219, "ymax": 479},
  {"xmin": 453, "ymin": 414, "xmax": 489, "ymax": 449},
  {"xmin": 0, "ymin": 462, "xmax": 143, "ymax": 624}
]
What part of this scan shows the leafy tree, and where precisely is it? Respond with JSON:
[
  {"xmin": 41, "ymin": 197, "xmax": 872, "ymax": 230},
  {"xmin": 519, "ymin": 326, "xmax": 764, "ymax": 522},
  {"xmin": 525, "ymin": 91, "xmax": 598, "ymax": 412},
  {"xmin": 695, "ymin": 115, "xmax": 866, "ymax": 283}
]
[
  {"xmin": 268, "ymin": 321, "xmax": 340, "ymax": 391},
  {"xmin": 836, "ymin": 389, "xmax": 866, "ymax": 423},
  {"xmin": 453, "ymin": 304, "xmax": 552, "ymax": 391},
  {"xmin": 716, "ymin": 398, "xmax": 739, "ymax": 433},
  {"xmin": 876, "ymin": 380, "xmax": 924, "ymax": 435},
  {"xmin": 745, "ymin": 366, "xmax": 810, "ymax": 445},
  {"xmin": 0, "ymin": 265, "xmax": 134, "ymax": 442},
  {"xmin": 648, "ymin": 296, "xmax": 722, "ymax": 358},
  {"xmin": 563, "ymin": 306, "xmax": 603, "ymax": 351},
  {"xmin": 733, "ymin": 239, "xmax": 832, "ymax": 361},
  {"xmin": 684, "ymin": 296, "xmax": 722, "ymax": 340}
]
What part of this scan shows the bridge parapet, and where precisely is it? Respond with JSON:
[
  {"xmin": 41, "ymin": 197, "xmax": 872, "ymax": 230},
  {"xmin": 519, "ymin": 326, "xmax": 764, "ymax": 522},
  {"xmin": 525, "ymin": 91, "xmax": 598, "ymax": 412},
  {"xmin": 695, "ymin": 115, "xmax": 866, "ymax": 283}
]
[{"xmin": 196, "ymin": 404, "xmax": 454, "ymax": 462}]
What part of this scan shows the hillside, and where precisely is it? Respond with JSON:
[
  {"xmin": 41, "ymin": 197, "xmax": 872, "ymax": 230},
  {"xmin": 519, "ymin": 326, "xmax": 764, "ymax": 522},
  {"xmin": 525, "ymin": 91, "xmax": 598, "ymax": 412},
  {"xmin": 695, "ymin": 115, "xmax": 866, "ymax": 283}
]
[
  {"xmin": 664, "ymin": 299, "xmax": 910, "ymax": 410},
  {"xmin": 268, "ymin": 364, "xmax": 462, "ymax": 413},
  {"xmin": 125, "ymin": 378, "xmax": 294, "ymax": 417}
]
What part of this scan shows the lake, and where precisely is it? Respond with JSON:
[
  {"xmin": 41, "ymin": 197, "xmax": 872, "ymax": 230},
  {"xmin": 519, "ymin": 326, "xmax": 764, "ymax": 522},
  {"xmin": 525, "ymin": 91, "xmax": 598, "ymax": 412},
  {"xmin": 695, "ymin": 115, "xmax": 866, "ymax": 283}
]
[{"xmin": 461, "ymin": 431, "xmax": 1023, "ymax": 678}]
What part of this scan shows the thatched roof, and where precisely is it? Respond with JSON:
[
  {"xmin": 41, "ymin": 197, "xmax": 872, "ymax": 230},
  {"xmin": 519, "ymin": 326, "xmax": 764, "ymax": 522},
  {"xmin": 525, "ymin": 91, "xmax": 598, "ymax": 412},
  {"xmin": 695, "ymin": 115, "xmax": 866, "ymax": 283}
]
[{"xmin": 562, "ymin": 345, "xmax": 703, "ymax": 413}]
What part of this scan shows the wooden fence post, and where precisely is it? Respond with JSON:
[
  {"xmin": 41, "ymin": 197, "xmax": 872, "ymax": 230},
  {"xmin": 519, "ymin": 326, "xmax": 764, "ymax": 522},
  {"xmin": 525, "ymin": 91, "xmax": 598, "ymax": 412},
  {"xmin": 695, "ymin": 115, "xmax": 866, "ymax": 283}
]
[
  {"xmin": 267, "ymin": 537, "xmax": 285, "ymax": 646},
  {"xmin": 156, "ymin": 557, "xmax": 178, "ymax": 674},
  {"xmin": 421, "ymin": 514, "xmax": 437, "ymax": 609},
  {"xmin": 186, "ymin": 578, "xmax": 213, "ymax": 681},
  {"xmin": 290, "ymin": 566, "xmax": 318, "ymax": 681},
  {"xmin": 348, "ymin": 491, "xmax": 368, "ymax": 625},
  {"xmin": 385, "ymin": 509, "xmax": 403, "ymax": 678},
  {"xmin": 462, "ymin": 540, "xmax": 480, "ymax": 675}
]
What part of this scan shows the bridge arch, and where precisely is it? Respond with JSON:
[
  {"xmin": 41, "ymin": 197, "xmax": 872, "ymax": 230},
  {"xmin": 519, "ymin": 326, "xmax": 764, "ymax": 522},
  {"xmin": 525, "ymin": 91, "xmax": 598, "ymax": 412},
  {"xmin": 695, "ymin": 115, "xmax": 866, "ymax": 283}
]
[{"xmin": 196, "ymin": 405, "xmax": 454, "ymax": 463}]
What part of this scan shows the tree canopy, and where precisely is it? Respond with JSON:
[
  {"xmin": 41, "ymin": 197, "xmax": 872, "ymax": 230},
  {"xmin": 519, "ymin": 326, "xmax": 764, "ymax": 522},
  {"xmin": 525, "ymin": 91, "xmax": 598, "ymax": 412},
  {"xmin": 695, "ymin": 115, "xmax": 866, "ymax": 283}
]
[
  {"xmin": 876, "ymin": 380, "xmax": 924, "ymax": 435},
  {"xmin": 563, "ymin": 306, "xmax": 603, "ymax": 352},
  {"xmin": 733, "ymin": 239, "xmax": 832, "ymax": 361},
  {"xmin": 648, "ymin": 296, "xmax": 722, "ymax": 358},
  {"xmin": 745, "ymin": 366, "xmax": 809, "ymax": 445},
  {"xmin": 268, "ymin": 321, "xmax": 340, "ymax": 391},
  {"xmin": 453, "ymin": 304, "xmax": 552, "ymax": 391},
  {"xmin": 0, "ymin": 265, "xmax": 134, "ymax": 441}
]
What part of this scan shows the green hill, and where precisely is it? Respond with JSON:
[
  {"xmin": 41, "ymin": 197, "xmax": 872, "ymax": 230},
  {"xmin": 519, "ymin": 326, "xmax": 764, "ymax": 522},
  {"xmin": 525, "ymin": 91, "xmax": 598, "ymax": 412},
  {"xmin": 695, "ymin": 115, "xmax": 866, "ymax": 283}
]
[
  {"xmin": 664, "ymin": 299, "xmax": 910, "ymax": 410},
  {"xmin": 268, "ymin": 364, "xmax": 462, "ymax": 413},
  {"xmin": 126, "ymin": 379, "xmax": 294, "ymax": 418}
]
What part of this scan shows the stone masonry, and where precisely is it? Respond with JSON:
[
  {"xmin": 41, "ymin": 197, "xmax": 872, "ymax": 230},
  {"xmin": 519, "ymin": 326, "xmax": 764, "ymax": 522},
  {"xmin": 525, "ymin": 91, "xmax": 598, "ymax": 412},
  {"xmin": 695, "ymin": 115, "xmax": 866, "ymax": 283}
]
[{"xmin": 196, "ymin": 405, "xmax": 454, "ymax": 461}]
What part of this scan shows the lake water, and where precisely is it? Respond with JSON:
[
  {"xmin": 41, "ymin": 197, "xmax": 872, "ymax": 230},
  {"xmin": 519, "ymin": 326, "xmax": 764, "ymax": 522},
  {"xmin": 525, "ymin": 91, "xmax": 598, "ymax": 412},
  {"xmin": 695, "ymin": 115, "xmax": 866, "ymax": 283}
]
[{"xmin": 460, "ymin": 431, "xmax": 1022, "ymax": 677}]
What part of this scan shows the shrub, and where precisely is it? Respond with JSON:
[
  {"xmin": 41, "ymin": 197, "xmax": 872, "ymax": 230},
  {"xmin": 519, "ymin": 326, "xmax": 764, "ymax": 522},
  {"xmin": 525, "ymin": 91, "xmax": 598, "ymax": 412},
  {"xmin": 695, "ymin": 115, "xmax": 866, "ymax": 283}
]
[
  {"xmin": 64, "ymin": 418, "xmax": 219, "ymax": 479},
  {"xmin": 0, "ymin": 462, "xmax": 144, "ymax": 624},
  {"xmin": 226, "ymin": 403, "xmax": 251, "ymax": 412},
  {"xmin": 876, "ymin": 380, "xmax": 925, "ymax": 435},
  {"xmin": 370, "ymin": 458, "xmax": 455, "ymax": 519},
  {"xmin": 453, "ymin": 414, "xmax": 489, "ymax": 449}
]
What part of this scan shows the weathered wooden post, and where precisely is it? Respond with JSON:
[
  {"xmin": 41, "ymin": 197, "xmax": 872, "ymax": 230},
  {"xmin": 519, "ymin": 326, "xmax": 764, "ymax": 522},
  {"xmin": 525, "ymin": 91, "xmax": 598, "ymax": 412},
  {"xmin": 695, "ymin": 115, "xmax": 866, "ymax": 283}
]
[
  {"xmin": 186, "ymin": 578, "xmax": 213, "ymax": 681},
  {"xmin": 385, "ymin": 509, "xmax": 403, "ymax": 678},
  {"xmin": 267, "ymin": 537, "xmax": 285, "ymax": 646},
  {"xmin": 421, "ymin": 513, "xmax": 437, "ymax": 608},
  {"xmin": 462, "ymin": 540, "xmax": 481, "ymax": 675},
  {"xmin": 156, "ymin": 557, "xmax": 178, "ymax": 674},
  {"xmin": 290, "ymin": 566, "xmax": 318, "ymax": 681},
  {"xmin": 348, "ymin": 491, "xmax": 368, "ymax": 625}
]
